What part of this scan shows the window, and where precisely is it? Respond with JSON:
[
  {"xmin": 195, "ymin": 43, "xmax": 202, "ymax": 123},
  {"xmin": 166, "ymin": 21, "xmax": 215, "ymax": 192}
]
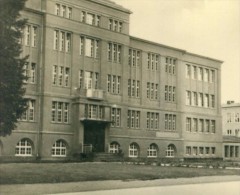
[
  {"xmin": 55, "ymin": 4, "xmax": 60, "ymax": 15},
  {"xmin": 85, "ymin": 104, "xmax": 104, "ymax": 120},
  {"xmin": 51, "ymin": 101, "xmax": 69, "ymax": 123},
  {"xmin": 20, "ymin": 99, "xmax": 35, "ymax": 121},
  {"xmin": 165, "ymin": 114, "xmax": 176, "ymax": 131},
  {"xmin": 147, "ymin": 82, "xmax": 158, "ymax": 100},
  {"xmin": 186, "ymin": 146, "xmax": 191, "ymax": 155},
  {"xmin": 193, "ymin": 118, "xmax": 198, "ymax": 132},
  {"xmin": 211, "ymin": 120, "xmax": 216, "ymax": 133},
  {"xmin": 15, "ymin": 139, "xmax": 33, "ymax": 156},
  {"xmin": 204, "ymin": 94, "xmax": 209, "ymax": 107},
  {"xmin": 147, "ymin": 53, "xmax": 159, "ymax": 70},
  {"xmin": 86, "ymin": 13, "xmax": 94, "ymax": 25},
  {"xmin": 204, "ymin": 69, "xmax": 209, "ymax": 82},
  {"xmin": 227, "ymin": 113, "xmax": 232, "ymax": 123},
  {"xmin": 205, "ymin": 147, "xmax": 210, "ymax": 155},
  {"xmin": 127, "ymin": 110, "xmax": 140, "ymax": 129},
  {"xmin": 199, "ymin": 147, "xmax": 204, "ymax": 155},
  {"xmin": 128, "ymin": 79, "xmax": 140, "ymax": 98},
  {"xmin": 235, "ymin": 113, "xmax": 239, "ymax": 122},
  {"xmin": 129, "ymin": 49, "xmax": 141, "ymax": 67},
  {"xmin": 166, "ymin": 57, "xmax": 176, "ymax": 74},
  {"xmin": 192, "ymin": 92, "xmax": 198, "ymax": 106},
  {"xmin": 53, "ymin": 30, "xmax": 71, "ymax": 52},
  {"xmin": 52, "ymin": 140, "xmax": 67, "ymax": 157},
  {"xmin": 227, "ymin": 129, "xmax": 232, "ymax": 135},
  {"xmin": 24, "ymin": 62, "xmax": 37, "ymax": 84},
  {"xmin": 81, "ymin": 11, "xmax": 86, "ymax": 22},
  {"xmin": 198, "ymin": 67, "xmax": 203, "ymax": 80},
  {"xmin": 52, "ymin": 66, "xmax": 70, "ymax": 87},
  {"xmin": 107, "ymin": 75, "xmax": 121, "ymax": 94},
  {"xmin": 186, "ymin": 91, "xmax": 191, "ymax": 105},
  {"xmin": 109, "ymin": 142, "xmax": 120, "ymax": 154},
  {"xmin": 165, "ymin": 85, "xmax": 176, "ymax": 103},
  {"xmin": 111, "ymin": 108, "xmax": 121, "ymax": 127},
  {"xmin": 198, "ymin": 93, "xmax": 203, "ymax": 107},
  {"xmin": 129, "ymin": 143, "xmax": 139, "ymax": 157},
  {"xmin": 147, "ymin": 144, "xmax": 158, "ymax": 158},
  {"xmin": 210, "ymin": 95, "xmax": 215, "ymax": 108},
  {"xmin": 193, "ymin": 66, "xmax": 197, "ymax": 79},
  {"xmin": 166, "ymin": 144, "xmax": 176, "ymax": 157},
  {"xmin": 199, "ymin": 119, "xmax": 204, "ymax": 133},
  {"xmin": 193, "ymin": 147, "xmax": 198, "ymax": 155},
  {"xmin": 80, "ymin": 36, "xmax": 99, "ymax": 58},
  {"xmin": 24, "ymin": 25, "xmax": 38, "ymax": 47},
  {"xmin": 205, "ymin": 119, "xmax": 210, "ymax": 133},
  {"xmin": 109, "ymin": 19, "xmax": 123, "ymax": 32},
  {"xmin": 186, "ymin": 64, "xmax": 191, "ymax": 78},
  {"xmin": 146, "ymin": 112, "xmax": 159, "ymax": 130},
  {"xmin": 108, "ymin": 43, "xmax": 121, "ymax": 63},
  {"xmin": 186, "ymin": 117, "xmax": 191, "ymax": 132},
  {"xmin": 67, "ymin": 7, "xmax": 72, "ymax": 19},
  {"xmin": 211, "ymin": 147, "xmax": 216, "ymax": 155},
  {"xmin": 210, "ymin": 70, "xmax": 215, "ymax": 83}
]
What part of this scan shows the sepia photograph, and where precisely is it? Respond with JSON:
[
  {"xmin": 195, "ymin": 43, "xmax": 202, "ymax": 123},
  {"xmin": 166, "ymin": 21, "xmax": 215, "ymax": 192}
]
[{"xmin": 0, "ymin": 0, "xmax": 239, "ymax": 194}]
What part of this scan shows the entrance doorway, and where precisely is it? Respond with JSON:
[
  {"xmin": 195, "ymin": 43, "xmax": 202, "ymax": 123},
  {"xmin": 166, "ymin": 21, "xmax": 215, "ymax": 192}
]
[{"xmin": 84, "ymin": 123, "xmax": 105, "ymax": 152}]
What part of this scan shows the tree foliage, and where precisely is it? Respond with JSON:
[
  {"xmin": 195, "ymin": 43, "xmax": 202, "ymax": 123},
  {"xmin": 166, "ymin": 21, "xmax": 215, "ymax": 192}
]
[{"xmin": 0, "ymin": 0, "xmax": 28, "ymax": 136}]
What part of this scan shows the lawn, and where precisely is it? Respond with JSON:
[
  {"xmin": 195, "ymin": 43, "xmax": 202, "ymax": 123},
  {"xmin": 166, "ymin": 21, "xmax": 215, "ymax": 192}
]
[{"xmin": 0, "ymin": 162, "xmax": 239, "ymax": 184}]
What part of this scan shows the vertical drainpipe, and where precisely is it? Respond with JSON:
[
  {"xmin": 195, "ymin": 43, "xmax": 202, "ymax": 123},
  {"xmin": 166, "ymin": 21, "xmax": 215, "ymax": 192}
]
[{"xmin": 36, "ymin": 0, "xmax": 44, "ymax": 159}]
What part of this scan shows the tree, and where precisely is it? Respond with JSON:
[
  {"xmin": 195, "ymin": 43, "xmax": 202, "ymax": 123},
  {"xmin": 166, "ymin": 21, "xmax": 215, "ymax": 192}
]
[{"xmin": 0, "ymin": 0, "xmax": 28, "ymax": 136}]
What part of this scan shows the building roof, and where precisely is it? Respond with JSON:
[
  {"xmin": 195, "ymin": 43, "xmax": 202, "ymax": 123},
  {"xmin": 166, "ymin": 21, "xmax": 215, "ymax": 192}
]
[
  {"xmin": 88, "ymin": 0, "xmax": 132, "ymax": 14},
  {"xmin": 130, "ymin": 36, "xmax": 223, "ymax": 63},
  {"xmin": 222, "ymin": 102, "xmax": 240, "ymax": 108}
]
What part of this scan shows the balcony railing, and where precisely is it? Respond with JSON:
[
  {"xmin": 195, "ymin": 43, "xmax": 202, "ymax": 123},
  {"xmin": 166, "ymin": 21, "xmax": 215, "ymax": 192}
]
[{"xmin": 85, "ymin": 89, "xmax": 105, "ymax": 100}]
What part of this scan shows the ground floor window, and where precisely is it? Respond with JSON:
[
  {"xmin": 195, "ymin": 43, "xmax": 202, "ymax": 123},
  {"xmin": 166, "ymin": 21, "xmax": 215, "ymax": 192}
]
[
  {"xmin": 147, "ymin": 144, "xmax": 158, "ymax": 157},
  {"xmin": 52, "ymin": 140, "xmax": 67, "ymax": 157},
  {"xmin": 166, "ymin": 144, "xmax": 176, "ymax": 157},
  {"xmin": 109, "ymin": 142, "xmax": 120, "ymax": 154},
  {"xmin": 129, "ymin": 143, "xmax": 139, "ymax": 157},
  {"xmin": 15, "ymin": 138, "xmax": 33, "ymax": 156}
]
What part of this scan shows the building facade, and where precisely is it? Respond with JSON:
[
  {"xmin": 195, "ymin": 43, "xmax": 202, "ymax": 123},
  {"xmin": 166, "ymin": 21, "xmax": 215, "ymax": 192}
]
[
  {"xmin": 222, "ymin": 101, "xmax": 240, "ymax": 160},
  {"xmin": 0, "ymin": 0, "xmax": 223, "ymax": 160}
]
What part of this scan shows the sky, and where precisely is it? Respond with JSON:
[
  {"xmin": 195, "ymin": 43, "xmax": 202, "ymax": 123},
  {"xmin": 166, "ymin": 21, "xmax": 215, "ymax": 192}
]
[{"xmin": 112, "ymin": 0, "xmax": 240, "ymax": 104}]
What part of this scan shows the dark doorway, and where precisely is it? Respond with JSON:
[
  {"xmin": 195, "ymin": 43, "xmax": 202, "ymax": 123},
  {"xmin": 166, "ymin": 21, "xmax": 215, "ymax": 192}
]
[{"xmin": 84, "ymin": 123, "xmax": 105, "ymax": 152}]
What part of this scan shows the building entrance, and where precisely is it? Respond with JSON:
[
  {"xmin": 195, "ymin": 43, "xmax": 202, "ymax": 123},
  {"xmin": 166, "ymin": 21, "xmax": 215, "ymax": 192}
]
[{"xmin": 84, "ymin": 123, "xmax": 105, "ymax": 152}]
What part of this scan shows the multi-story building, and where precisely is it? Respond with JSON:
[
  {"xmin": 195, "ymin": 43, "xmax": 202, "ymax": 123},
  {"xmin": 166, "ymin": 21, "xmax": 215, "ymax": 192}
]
[
  {"xmin": 0, "ymin": 0, "xmax": 223, "ymax": 161},
  {"xmin": 222, "ymin": 101, "xmax": 240, "ymax": 160}
]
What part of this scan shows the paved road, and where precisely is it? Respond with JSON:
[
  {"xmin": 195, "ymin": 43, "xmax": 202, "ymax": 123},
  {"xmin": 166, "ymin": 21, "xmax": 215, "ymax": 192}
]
[
  {"xmin": 55, "ymin": 181, "xmax": 240, "ymax": 195},
  {"xmin": 0, "ymin": 175, "xmax": 240, "ymax": 195}
]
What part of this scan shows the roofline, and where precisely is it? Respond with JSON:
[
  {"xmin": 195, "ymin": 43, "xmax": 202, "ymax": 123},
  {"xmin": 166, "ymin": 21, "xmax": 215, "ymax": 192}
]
[
  {"xmin": 130, "ymin": 36, "xmax": 223, "ymax": 63},
  {"xmin": 130, "ymin": 36, "xmax": 186, "ymax": 53},
  {"xmin": 222, "ymin": 104, "xmax": 240, "ymax": 108},
  {"xmin": 88, "ymin": 0, "xmax": 132, "ymax": 14},
  {"xmin": 186, "ymin": 52, "xmax": 224, "ymax": 63}
]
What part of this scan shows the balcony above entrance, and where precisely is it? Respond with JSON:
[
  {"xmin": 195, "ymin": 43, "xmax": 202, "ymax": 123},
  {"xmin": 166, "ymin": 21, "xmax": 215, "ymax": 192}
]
[{"xmin": 85, "ymin": 89, "xmax": 105, "ymax": 100}]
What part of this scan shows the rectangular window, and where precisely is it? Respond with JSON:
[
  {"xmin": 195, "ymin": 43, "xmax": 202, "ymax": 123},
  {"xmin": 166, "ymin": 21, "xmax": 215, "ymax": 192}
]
[
  {"xmin": 147, "ymin": 82, "xmax": 150, "ymax": 99},
  {"xmin": 204, "ymin": 69, "xmax": 209, "ymax": 82},
  {"xmin": 79, "ymin": 70, "xmax": 83, "ymax": 88},
  {"xmin": 59, "ymin": 31, "xmax": 65, "ymax": 51},
  {"xmin": 186, "ymin": 91, "xmax": 191, "ymax": 105},
  {"xmin": 81, "ymin": 11, "xmax": 86, "ymax": 22},
  {"xmin": 55, "ymin": 4, "xmax": 60, "ymax": 15},
  {"xmin": 186, "ymin": 117, "xmax": 191, "ymax": 132},
  {"xmin": 25, "ymin": 25, "xmax": 30, "ymax": 46},
  {"xmin": 168, "ymin": 86, "xmax": 172, "ymax": 101},
  {"xmin": 186, "ymin": 146, "xmax": 191, "ymax": 155},
  {"xmin": 128, "ymin": 110, "xmax": 140, "ymax": 129},
  {"xmin": 53, "ymin": 65, "xmax": 57, "ymax": 85},
  {"xmin": 192, "ymin": 92, "xmax": 198, "ymax": 106},
  {"xmin": 193, "ymin": 66, "xmax": 197, "ymax": 79},
  {"xmin": 64, "ymin": 68, "xmax": 70, "ymax": 87},
  {"xmin": 199, "ymin": 147, "xmax": 204, "ymax": 155},
  {"xmin": 155, "ymin": 84, "xmax": 158, "ymax": 100},
  {"xmin": 211, "ymin": 120, "xmax": 215, "ymax": 133},
  {"xmin": 54, "ymin": 30, "xmax": 58, "ymax": 50},
  {"xmin": 198, "ymin": 93, "xmax": 203, "ymax": 107},
  {"xmin": 86, "ymin": 13, "xmax": 94, "ymax": 25},
  {"xmin": 147, "ymin": 54, "xmax": 150, "ymax": 69},
  {"xmin": 205, "ymin": 119, "xmax": 210, "ymax": 133},
  {"xmin": 111, "ymin": 108, "xmax": 121, "ymax": 127},
  {"xmin": 199, "ymin": 119, "xmax": 204, "ymax": 133},
  {"xmin": 29, "ymin": 63, "xmax": 36, "ymax": 83},
  {"xmin": 31, "ymin": 26, "xmax": 37, "ymax": 47},
  {"xmin": 61, "ymin": 5, "xmax": 66, "ymax": 18},
  {"xmin": 210, "ymin": 70, "xmax": 215, "ymax": 83},
  {"xmin": 165, "ymin": 114, "xmax": 168, "ymax": 130},
  {"xmin": 52, "ymin": 101, "xmax": 69, "ymax": 123},
  {"xmin": 67, "ymin": 7, "xmax": 72, "ymax": 19},
  {"xmin": 193, "ymin": 147, "xmax": 198, "ymax": 155},
  {"xmin": 109, "ymin": 19, "xmax": 112, "ymax": 30},
  {"xmin": 58, "ymin": 66, "xmax": 63, "ymax": 86},
  {"xmin": 193, "ymin": 118, "xmax": 198, "ymax": 132},
  {"xmin": 20, "ymin": 99, "xmax": 35, "ymax": 121},
  {"xmin": 186, "ymin": 64, "xmax": 191, "ymax": 78},
  {"xmin": 198, "ymin": 67, "xmax": 203, "ymax": 80},
  {"xmin": 211, "ymin": 95, "xmax": 215, "ymax": 108},
  {"xmin": 204, "ymin": 94, "xmax": 209, "ymax": 107},
  {"xmin": 165, "ymin": 114, "xmax": 176, "ymax": 131},
  {"xmin": 165, "ymin": 86, "xmax": 168, "ymax": 101}
]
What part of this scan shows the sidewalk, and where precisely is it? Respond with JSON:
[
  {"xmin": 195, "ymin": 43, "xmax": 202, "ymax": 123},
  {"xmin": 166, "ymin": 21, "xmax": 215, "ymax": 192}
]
[{"xmin": 1, "ymin": 175, "xmax": 240, "ymax": 195}]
